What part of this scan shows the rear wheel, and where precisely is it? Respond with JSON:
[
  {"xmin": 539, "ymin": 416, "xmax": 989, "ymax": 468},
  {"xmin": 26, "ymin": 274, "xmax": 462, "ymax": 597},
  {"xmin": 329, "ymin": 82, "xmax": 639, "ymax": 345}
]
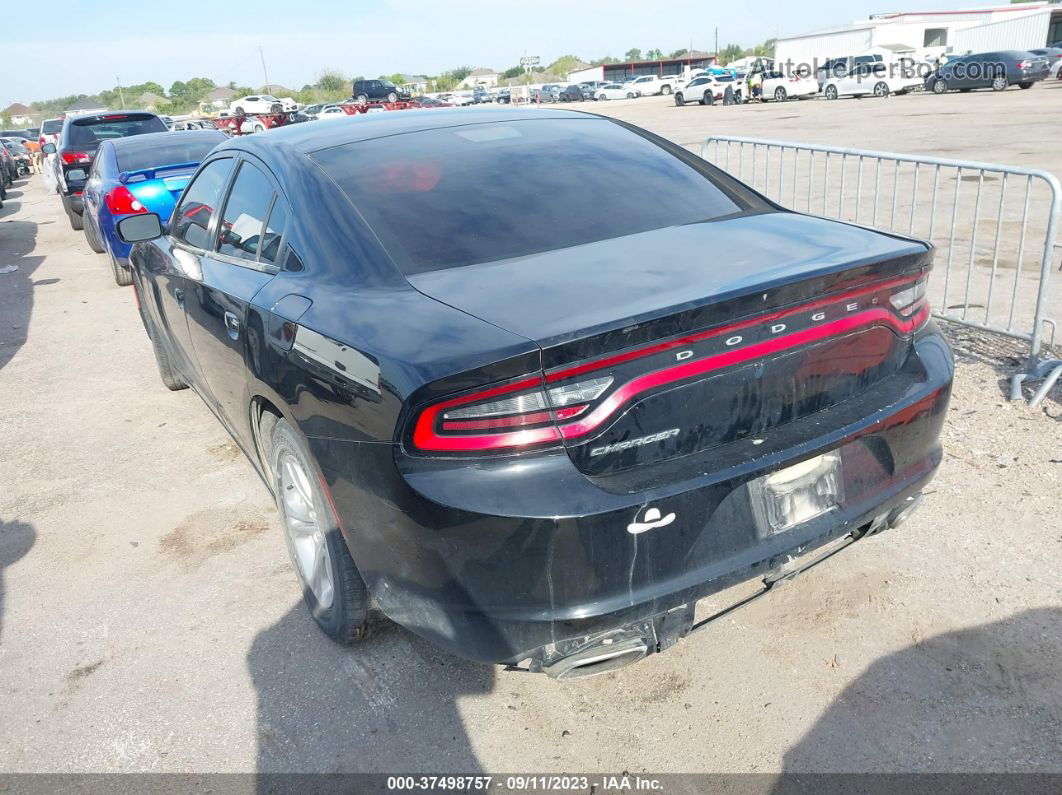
[
  {"xmin": 66, "ymin": 203, "xmax": 83, "ymax": 231},
  {"xmin": 873, "ymin": 81, "xmax": 890, "ymax": 97},
  {"xmin": 674, "ymin": 92, "xmax": 684, "ymax": 106},
  {"xmin": 661, "ymin": 85, "xmax": 672, "ymax": 95},
  {"xmin": 598, "ymin": 94, "xmax": 608, "ymax": 101},
  {"xmin": 269, "ymin": 103, "xmax": 282, "ymax": 114},
  {"xmin": 825, "ymin": 84, "xmax": 839, "ymax": 100},
  {"xmin": 234, "ymin": 106, "xmax": 246, "ymax": 117},
  {"xmin": 264, "ymin": 416, "xmax": 373, "ymax": 644},
  {"xmin": 703, "ymin": 90, "xmax": 714, "ymax": 106},
  {"xmin": 356, "ymin": 93, "xmax": 368, "ymax": 105},
  {"xmin": 1018, "ymin": 81, "xmax": 1033, "ymax": 89},
  {"xmin": 932, "ymin": 78, "xmax": 948, "ymax": 94},
  {"xmin": 83, "ymin": 215, "xmax": 105, "ymax": 253},
  {"xmin": 991, "ymin": 75, "xmax": 1008, "ymax": 91},
  {"xmin": 626, "ymin": 92, "xmax": 635, "ymax": 99},
  {"xmin": 108, "ymin": 245, "xmax": 132, "ymax": 287},
  {"xmin": 774, "ymin": 86, "xmax": 787, "ymax": 102}
]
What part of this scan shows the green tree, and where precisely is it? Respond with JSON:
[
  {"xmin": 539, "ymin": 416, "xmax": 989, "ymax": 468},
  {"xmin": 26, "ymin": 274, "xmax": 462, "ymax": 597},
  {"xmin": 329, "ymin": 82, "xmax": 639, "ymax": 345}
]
[
  {"xmin": 670, "ymin": 48, "xmax": 689, "ymax": 58},
  {"xmin": 547, "ymin": 54, "xmax": 585, "ymax": 78},
  {"xmin": 645, "ymin": 48, "xmax": 664, "ymax": 60},
  {"xmin": 720, "ymin": 43, "xmax": 744, "ymax": 64},
  {"xmin": 592, "ymin": 55, "xmax": 619, "ymax": 65},
  {"xmin": 501, "ymin": 65, "xmax": 524, "ymax": 79},
  {"xmin": 624, "ymin": 48, "xmax": 642, "ymax": 61}
]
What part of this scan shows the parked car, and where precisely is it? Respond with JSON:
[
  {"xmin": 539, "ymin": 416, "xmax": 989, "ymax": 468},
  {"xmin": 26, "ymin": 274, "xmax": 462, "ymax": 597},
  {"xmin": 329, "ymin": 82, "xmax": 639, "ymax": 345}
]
[
  {"xmin": 673, "ymin": 75, "xmax": 738, "ymax": 106},
  {"xmin": 0, "ymin": 145, "xmax": 13, "ymax": 200},
  {"xmin": 623, "ymin": 74, "xmax": 680, "ymax": 96},
  {"xmin": 414, "ymin": 96, "xmax": 454, "ymax": 108},
  {"xmin": 578, "ymin": 84, "xmax": 596, "ymax": 100},
  {"xmin": 316, "ymin": 105, "xmax": 347, "ymax": 120},
  {"xmin": 352, "ymin": 79, "xmax": 411, "ymax": 104},
  {"xmin": 495, "ymin": 89, "xmax": 512, "ymax": 104},
  {"xmin": 537, "ymin": 84, "xmax": 562, "ymax": 102},
  {"xmin": 823, "ymin": 61, "xmax": 924, "ymax": 99},
  {"xmin": 815, "ymin": 54, "xmax": 884, "ymax": 85},
  {"xmin": 229, "ymin": 95, "xmax": 298, "ymax": 116},
  {"xmin": 596, "ymin": 83, "xmax": 637, "ymax": 100},
  {"xmin": 558, "ymin": 85, "xmax": 583, "ymax": 102},
  {"xmin": 39, "ymin": 117, "xmax": 63, "ymax": 149},
  {"xmin": 0, "ymin": 129, "xmax": 31, "ymax": 140},
  {"xmin": 115, "ymin": 107, "xmax": 953, "ymax": 679},
  {"xmin": 1028, "ymin": 47, "xmax": 1062, "ymax": 79},
  {"xmin": 0, "ymin": 139, "xmax": 31, "ymax": 177},
  {"xmin": 41, "ymin": 111, "xmax": 169, "ymax": 231},
  {"xmin": 760, "ymin": 69, "xmax": 820, "ymax": 101},
  {"xmin": 301, "ymin": 103, "xmax": 328, "ymax": 118},
  {"xmin": 472, "ymin": 86, "xmax": 492, "ymax": 104},
  {"xmin": 925, "ymin": 50, "xmax": 1050, "ymax": 93},
  {"xmin": 81, "ymin": 129, "xmax": 227, "ymax": 285}
]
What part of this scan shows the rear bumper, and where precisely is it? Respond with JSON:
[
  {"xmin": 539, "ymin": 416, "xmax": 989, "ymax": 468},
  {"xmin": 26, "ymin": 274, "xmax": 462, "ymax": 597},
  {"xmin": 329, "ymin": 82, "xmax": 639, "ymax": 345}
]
[{"xmin": 314, "ymin": 325, "xmax": 953, "ymax": 667}]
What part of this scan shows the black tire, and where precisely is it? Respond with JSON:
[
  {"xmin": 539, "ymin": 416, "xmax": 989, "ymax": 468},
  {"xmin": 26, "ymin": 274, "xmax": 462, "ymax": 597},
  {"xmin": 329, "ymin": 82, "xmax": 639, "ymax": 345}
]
[
  {"xmin": 873, "ymin": 81, "xmax": 890, "ymax": 97},
  {"xmin": 597, "ymin": 94, "xmax": 608, "ymax": 101},
  {"xmin": 991, "ymin": 76, "xmax": 1007, "ymax": 91},
  {"xmin": 269, "ymin": 103, "xmax": 282, "ymax": 114},
  {"xmin": 959, "ymin": 88, "xmax": 972, "ymax": 93},
  {"xmin": 661, "ymin": 85, "xmax": 672, "ymax": 95},
  {"xmin": 703, "ymin": 90, "xmax": 714, "ymax": 106},
  {"xmin": 356, "ymin": 93, "xmax": 368, "ymax": 105},
  {"xmin": 66, "ymin": 204, "xmax": 83, "ymax": 231},
  {"xmin": 108, "ymin": 245, "xmax": 133, "ymax": 287},
  {"xmin": 774, "ymin": 86, "xmax": 787, "ymax": 102},
  {"xmin": 138, "ymin": 296, "xmax": 186, "ymax": 390},
  {"xmin": 1018, "ymin": 81, "xmax": 1033, "ymax": 89},
  {"xmin": 825, "ymin": 84, "xmax": 839, "ymax": 100},
  {"xmin": 234, "ymin": 106, "xmax": 246, "ymax": 117},
  {"xmin": 674, "ymin": 92, "xmax": 684, "ymax": 106},
  {"xmin": 264, "ymin": 416, "xmax": 373, "ymax": 644},
  {"xmin": 387, "ymin": 91, "xmax": 398, "ymax": 103},
  {"xmin": 83, "ymin": 215, "xmax": 105, "ymax": 253},
  {"xmin": 932, "ymin": 79, "xmax": 948, "ymax": 94}
]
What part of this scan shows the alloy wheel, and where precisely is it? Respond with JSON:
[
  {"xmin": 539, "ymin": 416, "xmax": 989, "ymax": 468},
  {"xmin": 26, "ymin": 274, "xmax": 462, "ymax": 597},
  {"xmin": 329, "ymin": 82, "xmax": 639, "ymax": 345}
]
[{"xmin": 276, "ymin": 448, "xmax": 334, "ymax": 609}]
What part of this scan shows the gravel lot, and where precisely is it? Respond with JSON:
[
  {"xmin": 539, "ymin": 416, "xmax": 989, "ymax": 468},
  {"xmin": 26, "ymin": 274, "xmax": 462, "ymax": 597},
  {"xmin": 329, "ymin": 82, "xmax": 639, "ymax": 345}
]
[{"xmin": 1, "ymin": 85, "xmax": 1061, "ymax": 777}]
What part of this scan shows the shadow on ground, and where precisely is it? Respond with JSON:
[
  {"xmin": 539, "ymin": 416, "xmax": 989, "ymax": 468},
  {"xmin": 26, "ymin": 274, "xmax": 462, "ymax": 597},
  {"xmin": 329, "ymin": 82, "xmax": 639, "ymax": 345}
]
[
  {"xmin": 249, "ymin": 604, "xmax": 494, "ymax": 778},
  {"xmin": 0, "ymin": 517, "xmax": 35, "ymax": 641},
  {"xmin": 0, "ymin": 216, "xmax": 43, "ymax": 373},
  {"xmin": 781, "ymin": 608, "xmax": 1062, "ymax": 773}
]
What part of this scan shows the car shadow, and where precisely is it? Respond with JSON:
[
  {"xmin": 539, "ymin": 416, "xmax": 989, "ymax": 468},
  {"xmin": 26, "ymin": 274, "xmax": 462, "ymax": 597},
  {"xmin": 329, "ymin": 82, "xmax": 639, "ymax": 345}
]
[
  {"xmin": 0, "ymin": 220, "xmax": 43, "ymax": 374},
  {"xmin": 0, "ymin": 517, "xmax": 36, "ymax": 641},
  {"xmin": 248, "ymin": 603, "xmax": 494, "ymax": 782},
  {"xmin": 779, "ymin": 608, "xmax": 1062, "ymax": 774}
]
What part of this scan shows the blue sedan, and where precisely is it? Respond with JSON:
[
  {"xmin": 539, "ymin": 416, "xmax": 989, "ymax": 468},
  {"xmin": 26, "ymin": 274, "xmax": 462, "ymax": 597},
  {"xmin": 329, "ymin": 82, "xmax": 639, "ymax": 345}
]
[{"xmin": 82, "ymin": 129, "xmax": 226, "ymax": 285}]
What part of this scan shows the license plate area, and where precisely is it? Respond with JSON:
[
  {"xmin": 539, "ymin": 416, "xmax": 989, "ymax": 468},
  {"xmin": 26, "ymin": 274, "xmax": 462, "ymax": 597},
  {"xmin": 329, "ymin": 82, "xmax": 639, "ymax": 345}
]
[{"xmin": 749, "ymin": 451, "xmax": 843, "ymax": 536}]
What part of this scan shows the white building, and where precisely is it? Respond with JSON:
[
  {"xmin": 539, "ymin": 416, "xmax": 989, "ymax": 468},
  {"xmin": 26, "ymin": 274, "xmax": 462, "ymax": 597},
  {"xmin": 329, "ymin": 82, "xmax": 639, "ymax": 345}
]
[
  {"xmin": 458, "ymin": 68, "xmax": 500, "ymax": 89},
  {"xmin": 774, "ymin": 3, "xmax": 1062, "ymax": 70}
]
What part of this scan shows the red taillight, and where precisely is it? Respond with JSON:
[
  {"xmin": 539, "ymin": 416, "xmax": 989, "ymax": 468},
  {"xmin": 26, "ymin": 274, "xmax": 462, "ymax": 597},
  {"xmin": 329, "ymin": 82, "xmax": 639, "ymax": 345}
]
[
  {"xmin": 410, "ymin": 275, "xmax": 931, "ymax": 455},
  {"xmin": 105, "ymin": 185, "xmax": 147, "ymax": 215},
  {"xmin": 61, "ymin": 151, "xmax": 91, "ymax": 165},
  {"xmin": 1018, "ymin": 59, "xmax": 1031, "ymax": 69}
]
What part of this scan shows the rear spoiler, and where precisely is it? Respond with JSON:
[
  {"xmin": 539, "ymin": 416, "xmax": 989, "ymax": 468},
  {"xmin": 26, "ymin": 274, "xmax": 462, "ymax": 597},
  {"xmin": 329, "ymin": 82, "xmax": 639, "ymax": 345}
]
[{"xmin": 119, "ymin": 162, "xmax": 199, "ymax": 184}]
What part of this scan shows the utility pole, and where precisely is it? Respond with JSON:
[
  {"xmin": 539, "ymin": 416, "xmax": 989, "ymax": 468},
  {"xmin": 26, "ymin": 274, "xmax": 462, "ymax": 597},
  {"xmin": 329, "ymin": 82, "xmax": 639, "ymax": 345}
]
[
  {"xmin": 259, "ymin": 46, "xmax": 271, "ymax": 93},
  {"xmin": 714, "ymin": 28, "xmax": 719, "ymax": 62},
  {"xmin": 116, "ymin": 76, "xmax": 126, "ymax": 109}
]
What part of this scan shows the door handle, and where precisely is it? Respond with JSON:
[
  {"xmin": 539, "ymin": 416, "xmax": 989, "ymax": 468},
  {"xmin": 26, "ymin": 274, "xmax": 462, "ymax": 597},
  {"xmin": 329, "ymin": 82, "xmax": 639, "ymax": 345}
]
[
  {"xmin": 174, "ymin": 287, "xmax": 185, "ymax": 308},
  {"xmin": 224, "ymin": 311, "xmax": 240, "ymax": 341}
]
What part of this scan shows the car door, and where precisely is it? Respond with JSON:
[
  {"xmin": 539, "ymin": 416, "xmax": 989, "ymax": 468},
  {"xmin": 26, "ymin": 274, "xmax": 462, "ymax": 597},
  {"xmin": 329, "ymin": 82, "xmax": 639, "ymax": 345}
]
[
  {"xmin": 183, "ymin": 155, "xmax": 286, "ymax": 443},
  {"xmin": 145, "ymin": 156, "xmax": 237, "ymax": 391},
  {"xmin": 81, "ymin": 144, "xmax": 109, "ymax": 238}
]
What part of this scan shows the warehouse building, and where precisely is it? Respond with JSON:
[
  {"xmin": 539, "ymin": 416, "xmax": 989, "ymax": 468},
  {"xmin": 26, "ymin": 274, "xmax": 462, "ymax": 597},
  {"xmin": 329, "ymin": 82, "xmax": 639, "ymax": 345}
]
[
  {"xmin": 568, "ymin": 51, "xmax": 718, "ymax": 84},
  {"xmin": 774, "ymin": 3, "xmax": 1062, "ymax": 70}
]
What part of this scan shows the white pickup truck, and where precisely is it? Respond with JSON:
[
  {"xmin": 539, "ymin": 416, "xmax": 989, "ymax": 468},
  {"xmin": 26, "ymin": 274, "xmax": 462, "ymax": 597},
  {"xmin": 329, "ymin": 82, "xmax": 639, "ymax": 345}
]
[{"xmin": 622, "ymin": 74, "xmax": 682, "ymax": 96}]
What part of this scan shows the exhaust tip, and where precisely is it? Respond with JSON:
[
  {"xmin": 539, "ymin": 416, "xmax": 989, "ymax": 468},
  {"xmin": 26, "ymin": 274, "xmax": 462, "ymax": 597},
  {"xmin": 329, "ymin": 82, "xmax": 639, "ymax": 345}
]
[
  {"xmin": 542, "ymin": 638, "xmax": 649, "ymax": 680},
  {"xmin": 887, "ymin": 492, "xmax": 924, "ymax": 529}
]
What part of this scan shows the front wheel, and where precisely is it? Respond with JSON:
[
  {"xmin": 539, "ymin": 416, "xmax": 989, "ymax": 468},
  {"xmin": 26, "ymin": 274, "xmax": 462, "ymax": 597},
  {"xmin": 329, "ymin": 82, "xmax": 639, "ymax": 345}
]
[
  {"xmin": 597, "ymin": 94, "xmax": 608, "ymax": 101},
  {"xmin": 626, "ymin": 92, "xmax": 635, "ymax": 99},
  {"xmin": 932, "ymin": 78, "xmax": 948, "ymax": 94},
  {"xmin": 269, "ymin": 103, "xmax": 282, "ymax": 114},
  {"xmin": 774, "ymin": 86, "xmax": 787, "ymax": 102},
  {"xmin": 873, "ymin": 81, "xmax": 890, "ymax": 97},
  {"xmin": 825, "ymin": 85, "xmax": 839, "ymax": 100},
  {"xmin": 138, "ymin": 295, "xmax": 186, "ymax": 391},
  {"xmin": 387, "ymin": 91, "xmax": 398, "ymax": 102},
  {"xmin": 264, "ymin": 416, "xmax": 373, "ymax": 644},
  {"xmin": 234, "ymin": 106, "xmax": 246, "ymax": 117}
]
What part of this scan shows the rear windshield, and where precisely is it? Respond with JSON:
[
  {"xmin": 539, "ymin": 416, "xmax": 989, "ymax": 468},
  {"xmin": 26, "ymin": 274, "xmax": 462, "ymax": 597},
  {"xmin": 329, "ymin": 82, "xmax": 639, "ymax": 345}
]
[
  {"xmin": 42, "ymin": 119, "xmax": 63, "ymax": 134},
  {"xmin": 313, "ymin": 117, "xmax": 755, "ymax": 274},
  {"xmin": 68, "ymin": 114, "xmax": 167, "ymax": 147},
  {"xmin": 114, "ymin": 132, "xmax": 226, "ymax": 173}
]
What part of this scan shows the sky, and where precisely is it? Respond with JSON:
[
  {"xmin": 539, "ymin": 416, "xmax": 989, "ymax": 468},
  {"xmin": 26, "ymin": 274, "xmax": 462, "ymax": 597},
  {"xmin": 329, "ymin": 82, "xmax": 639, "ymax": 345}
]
[{"xmin": 4, "ymin": 0, "xmax": 980, "ymax": 106}]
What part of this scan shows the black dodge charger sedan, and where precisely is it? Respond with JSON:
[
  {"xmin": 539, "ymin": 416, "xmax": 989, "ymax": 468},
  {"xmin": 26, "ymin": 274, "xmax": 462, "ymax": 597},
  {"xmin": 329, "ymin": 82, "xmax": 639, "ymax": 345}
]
[{"xmin": 118, "ymin": 108, "xmax": 953, "ymax": 678}]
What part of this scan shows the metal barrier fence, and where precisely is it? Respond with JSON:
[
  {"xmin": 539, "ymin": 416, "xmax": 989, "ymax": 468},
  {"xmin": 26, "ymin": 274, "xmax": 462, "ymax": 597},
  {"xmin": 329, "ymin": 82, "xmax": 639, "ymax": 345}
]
[{"xmin": 701, "ymin": 136, "xmax": 1062, "ymax": 405}]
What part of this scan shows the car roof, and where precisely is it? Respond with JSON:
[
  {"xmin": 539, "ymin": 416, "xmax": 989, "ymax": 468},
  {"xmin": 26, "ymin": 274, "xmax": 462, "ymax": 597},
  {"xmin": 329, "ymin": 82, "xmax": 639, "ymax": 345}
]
[
  {"xmin": 108, "ymin": 129, "xmax": 227, "ymax": 152},
  {"xmin": 215, "ymin": 107, "xmax": 592, "ymax": 157}
]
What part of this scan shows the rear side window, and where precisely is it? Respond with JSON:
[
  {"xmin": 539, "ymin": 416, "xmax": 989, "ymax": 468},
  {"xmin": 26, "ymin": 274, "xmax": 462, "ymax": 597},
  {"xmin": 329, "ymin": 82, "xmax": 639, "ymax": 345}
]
[
  {"xmin": 260, "ymin": 200, "xmax": 289, "ymax": 266},
  {"xmin": 313, "ymin": 117, "xmax": 755, "ymax": 274},
  {"xmin": 68, "ymin": 115, "xmax": 167, "ymax": 147},
  {"xmin": 216, "ymin": 162, "xmax": 275, "ymax": 262},
  {"xmin": 114, "ymin": 132, "xmax": 226, "ymax": 173},
  {"xmin": 172, "ymin": 158, "xmax": 234, "ymax": 249},
  {"xmin": 42, "ymin": 119, "xmax": 63, "ymax": 134}
]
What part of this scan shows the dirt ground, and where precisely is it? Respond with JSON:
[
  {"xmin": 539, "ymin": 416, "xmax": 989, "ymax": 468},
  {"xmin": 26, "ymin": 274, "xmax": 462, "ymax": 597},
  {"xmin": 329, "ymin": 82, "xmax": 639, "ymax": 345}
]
[{"xmin": 1, "ymin": 85, "xmax": 1061, "ymax": 778}]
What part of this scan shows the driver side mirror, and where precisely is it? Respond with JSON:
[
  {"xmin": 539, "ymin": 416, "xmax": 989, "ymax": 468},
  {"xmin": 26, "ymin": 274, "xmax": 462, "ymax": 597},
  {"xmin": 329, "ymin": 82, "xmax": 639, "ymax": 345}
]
[
  {"xmin": 116, "ymin": 213, "xmax": 164, "ymax": 243},
  {"xmin": 41, "ymin": 143, "xmax": 56, "ymax": 154}
]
